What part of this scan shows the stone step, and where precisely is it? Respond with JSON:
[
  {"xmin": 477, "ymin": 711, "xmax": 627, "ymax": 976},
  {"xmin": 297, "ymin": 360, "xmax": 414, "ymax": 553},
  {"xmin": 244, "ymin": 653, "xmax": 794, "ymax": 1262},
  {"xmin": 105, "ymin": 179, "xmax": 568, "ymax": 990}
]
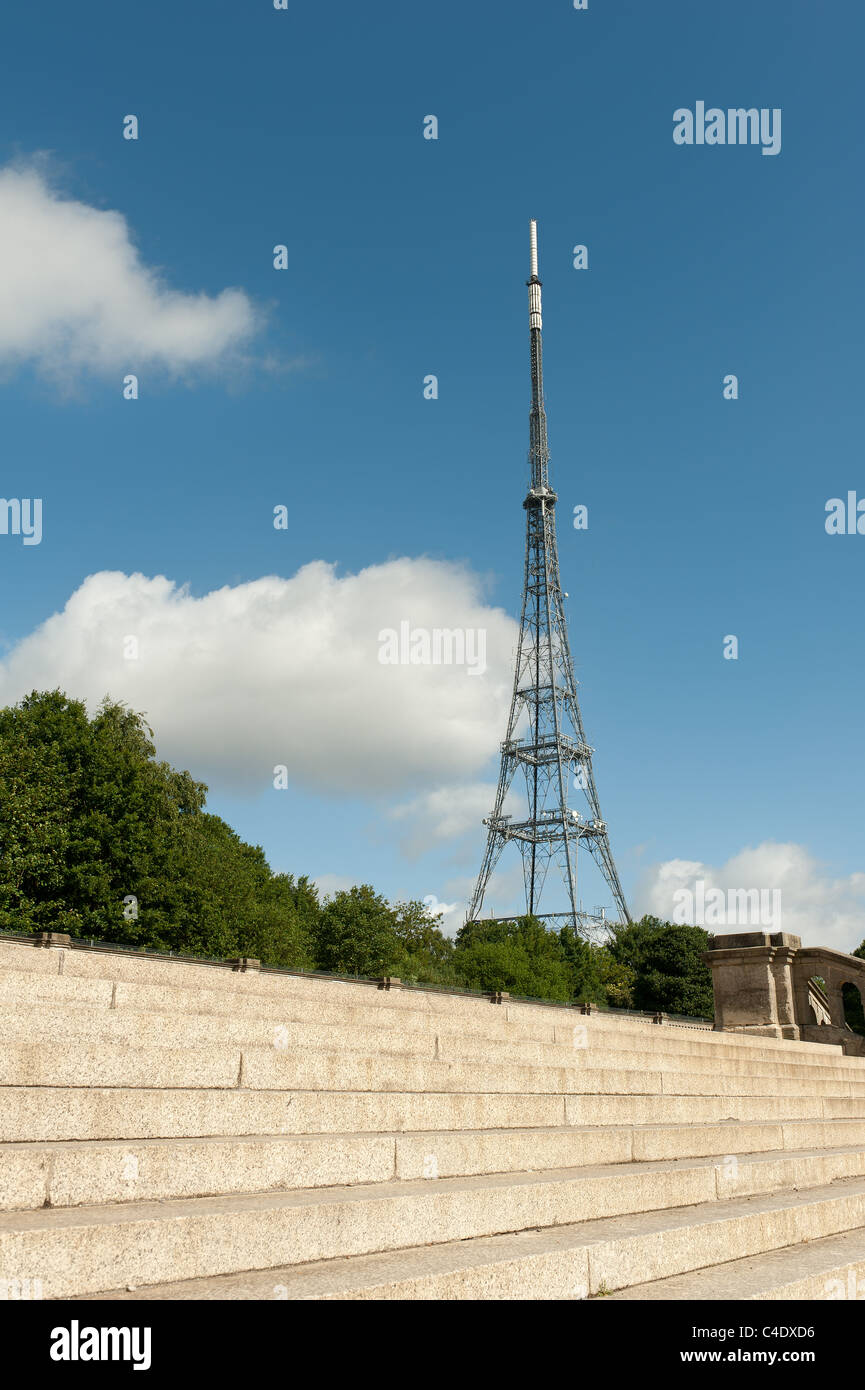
[
  {"xmin": 0, "ymin": 1162, "xmax": 710, "ymax": 1299},
  {"xmin": 605, "ymin": 1225, "xmax": 865, "ymax": 1300},
  {"xmin": 566, "ymin": 1093, "xmax": 852, "ymax": 1124},
  {"xmin": 7, "ymin": 935, "xmax": 865, "ymax": 1304},
  {"xmin": 633, "ymin": 1117, "xmax": 865, "ymax": 1161},
  {"xmin": 2, "ymin": 1084, "xmax": 859, "ymax": 1144},
  {"xmin": 2, "ymin": 956, "xmax": 859, "ymax": 1078},
  {"xmin": 2, "ymin": 1002, "xmax": 859, "ymax": 1084},
  {"xmin": 7, "ymin": 1120, "xmax": 865, "ymax": 1211},
  {"xmin": 0, "ymin": 1086, "xmax": 566, "ymax": 1141},
  {"xmin": 239, "ymin": 1050, "xmax": 865, "ymax": 1098},
  {"xmin": 0, "ymin": 943, "xmax": 586, "ymax": 1027},
  {"xmin": 3, "ymin": 1037, "xmax": 862, "ymax": 1099},
  {"xmin": 66, "ymin": 1176, "xmax": 865, "ymax": 1301},
  {"xmin": 0, "ymin": 943, "xmax": 849, "ymax": 1065},
  {"xmin": 0, "ymin": 967, "xmax": 552, "ymax": 1049}
]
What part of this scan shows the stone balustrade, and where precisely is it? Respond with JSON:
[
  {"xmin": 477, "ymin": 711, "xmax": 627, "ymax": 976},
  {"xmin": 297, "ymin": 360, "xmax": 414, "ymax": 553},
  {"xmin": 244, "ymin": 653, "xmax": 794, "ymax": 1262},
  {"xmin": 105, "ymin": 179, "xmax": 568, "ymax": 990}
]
[{"xmin": 704, "ymin": 932, "xmax": 865, "ymax": 1055}]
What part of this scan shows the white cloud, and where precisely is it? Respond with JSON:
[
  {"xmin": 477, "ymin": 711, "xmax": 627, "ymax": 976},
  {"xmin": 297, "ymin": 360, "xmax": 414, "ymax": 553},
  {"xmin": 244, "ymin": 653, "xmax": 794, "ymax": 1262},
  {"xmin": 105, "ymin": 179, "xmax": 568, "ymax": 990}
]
[
  {"xmin": 388, "ymin": 782, "xmax": 498, "ymax": 858},
  {"xmin": 418, "ymin": 893, "xmax": 462, "ymax": 932},
  {"xmin": 638, "ymin": 842, "xmax": 865, "ymax": 954},
  {"xmin": 0, "ymin": 559, "xmax": 516, "ymax": 795},
  {"xmin": 0, "ymin": 164, "xmax": 257, "ymax": 375},
  {"xmin": 429, "ymin": 899, "xmax": 465, "ymax": 938}
]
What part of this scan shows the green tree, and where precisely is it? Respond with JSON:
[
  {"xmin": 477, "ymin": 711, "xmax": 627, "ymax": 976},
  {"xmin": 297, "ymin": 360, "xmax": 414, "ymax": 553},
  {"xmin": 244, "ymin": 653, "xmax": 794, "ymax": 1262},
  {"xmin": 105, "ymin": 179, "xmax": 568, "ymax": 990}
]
[
  {"xmin": 607, "ymin": 916, "xmax": 713, "ymax": 1017},
  {"xmin": 453, "ymin": 916, "xmax": 574, "ymax": 1001},
  {"xmin": 312, "ymin": 884, "xmax": 402, "ymax": 976},
  {"xmin": 0, "ymin": 689, "xmax": 722, "ymax": 1013},
  {"xmin": 594, "ymin": 948, "xmax": 637, "ymax": 1008},
  {"xmin": 390, "ymin": 900, "xmax": 456, "ymax": 984},
  {"xmin": 0, "ymin": 724, "xmax": 76, "ymax": 932},
  {"xmin": 558, "ymin": 926, "xmax": 608, "ymax": 1005},
  {"xmin": 0, "ymin": 690, "xmax": 313, "ymax": 967}
]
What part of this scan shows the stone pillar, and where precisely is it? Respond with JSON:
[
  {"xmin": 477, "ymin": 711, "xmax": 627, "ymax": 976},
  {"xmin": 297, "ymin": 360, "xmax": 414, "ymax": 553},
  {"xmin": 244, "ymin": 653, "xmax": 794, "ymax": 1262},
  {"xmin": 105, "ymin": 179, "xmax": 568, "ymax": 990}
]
[
  {"xmin": 703, "ymin": 932, "xmax": 802, "ymax": 1039},
  {"xmin": 34, "ymin": 932, "xmax": 72, "ymax": 948},
  {"xmin": 770, "ymin": 940, "xmax": 800, "ymax": 1034}
]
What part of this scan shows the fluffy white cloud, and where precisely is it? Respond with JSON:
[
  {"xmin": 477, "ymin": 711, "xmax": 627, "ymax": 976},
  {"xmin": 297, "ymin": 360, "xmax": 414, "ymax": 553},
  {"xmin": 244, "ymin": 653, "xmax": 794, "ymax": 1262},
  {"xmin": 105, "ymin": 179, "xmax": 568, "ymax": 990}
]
[
  {"xmin": 0, "ymin": 559, "xmax": 516, "ymax": 794},
  {"xmin": 638, "ymin": 842, "xmax": 865, "ymax": 953},
  {"xmin": 427, "ymin": 898, "xmax": 465, "ymax": 938},
  {"xmin": 0, "ymin": 164, "xmax": 257, "ymax": 375}
]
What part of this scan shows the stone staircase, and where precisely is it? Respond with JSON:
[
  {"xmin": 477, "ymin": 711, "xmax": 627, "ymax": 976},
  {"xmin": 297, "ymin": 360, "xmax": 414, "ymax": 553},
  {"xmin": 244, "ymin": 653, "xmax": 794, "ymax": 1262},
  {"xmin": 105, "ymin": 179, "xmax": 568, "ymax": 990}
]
[{"xmin": 3, "ymin": 936, "xmax": 865, "ymax": 1300}]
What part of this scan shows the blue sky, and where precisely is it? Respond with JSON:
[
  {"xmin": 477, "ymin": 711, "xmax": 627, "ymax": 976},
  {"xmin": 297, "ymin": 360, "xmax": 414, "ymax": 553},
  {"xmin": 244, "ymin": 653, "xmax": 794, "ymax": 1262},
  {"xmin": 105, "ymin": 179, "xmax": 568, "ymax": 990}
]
[{"xmin": 0, "ymin": 0, "xmax": 863, "ymax": 942}]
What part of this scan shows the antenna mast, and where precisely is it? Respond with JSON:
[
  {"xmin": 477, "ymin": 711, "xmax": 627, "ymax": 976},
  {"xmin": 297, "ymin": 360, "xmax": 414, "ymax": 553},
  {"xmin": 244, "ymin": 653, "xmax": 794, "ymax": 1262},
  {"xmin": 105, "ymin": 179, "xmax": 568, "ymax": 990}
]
[{"xmin": 467, "ymin": 220, "xmax": 630, "ymax": 938}]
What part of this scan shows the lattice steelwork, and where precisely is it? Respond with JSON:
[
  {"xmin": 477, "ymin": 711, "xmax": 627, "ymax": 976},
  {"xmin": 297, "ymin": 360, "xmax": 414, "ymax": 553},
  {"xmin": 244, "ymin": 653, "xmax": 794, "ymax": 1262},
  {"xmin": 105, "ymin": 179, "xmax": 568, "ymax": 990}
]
[{"xmin": 467, "ymin": 221, "xmax": 630, "ymax": 940}]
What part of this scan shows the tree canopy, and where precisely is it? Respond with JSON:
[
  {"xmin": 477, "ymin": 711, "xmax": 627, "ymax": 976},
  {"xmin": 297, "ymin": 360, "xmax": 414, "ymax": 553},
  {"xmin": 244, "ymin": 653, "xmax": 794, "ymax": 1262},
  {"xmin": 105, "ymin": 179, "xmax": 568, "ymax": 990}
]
[
  {"xmin": 0, "ymin": 690, "xmax": 311, "ymax": 964},
  {"xmin": 0, "ymin": 690, "xmax": 714, "ymax": 1019},
  {"xmin": 606, "ymin": 916, "xmax": 714, "ymax": 1017}
]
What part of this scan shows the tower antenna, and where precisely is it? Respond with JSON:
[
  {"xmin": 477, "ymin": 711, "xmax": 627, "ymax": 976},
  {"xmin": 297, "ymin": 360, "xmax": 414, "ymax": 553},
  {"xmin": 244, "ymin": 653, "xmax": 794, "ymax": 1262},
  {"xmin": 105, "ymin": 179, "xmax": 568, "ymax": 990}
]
[{"xmin": 467, "ymin": 221, "xmax": 630, "ymax": 939}]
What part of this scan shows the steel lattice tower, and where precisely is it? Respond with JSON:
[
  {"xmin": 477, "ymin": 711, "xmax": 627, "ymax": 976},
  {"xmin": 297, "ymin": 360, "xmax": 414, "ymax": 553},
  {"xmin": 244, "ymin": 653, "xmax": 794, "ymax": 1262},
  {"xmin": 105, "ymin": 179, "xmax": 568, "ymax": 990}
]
[{"xmin": 467, "ymin": 221, "xmax": 630, "ymax": 939}]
